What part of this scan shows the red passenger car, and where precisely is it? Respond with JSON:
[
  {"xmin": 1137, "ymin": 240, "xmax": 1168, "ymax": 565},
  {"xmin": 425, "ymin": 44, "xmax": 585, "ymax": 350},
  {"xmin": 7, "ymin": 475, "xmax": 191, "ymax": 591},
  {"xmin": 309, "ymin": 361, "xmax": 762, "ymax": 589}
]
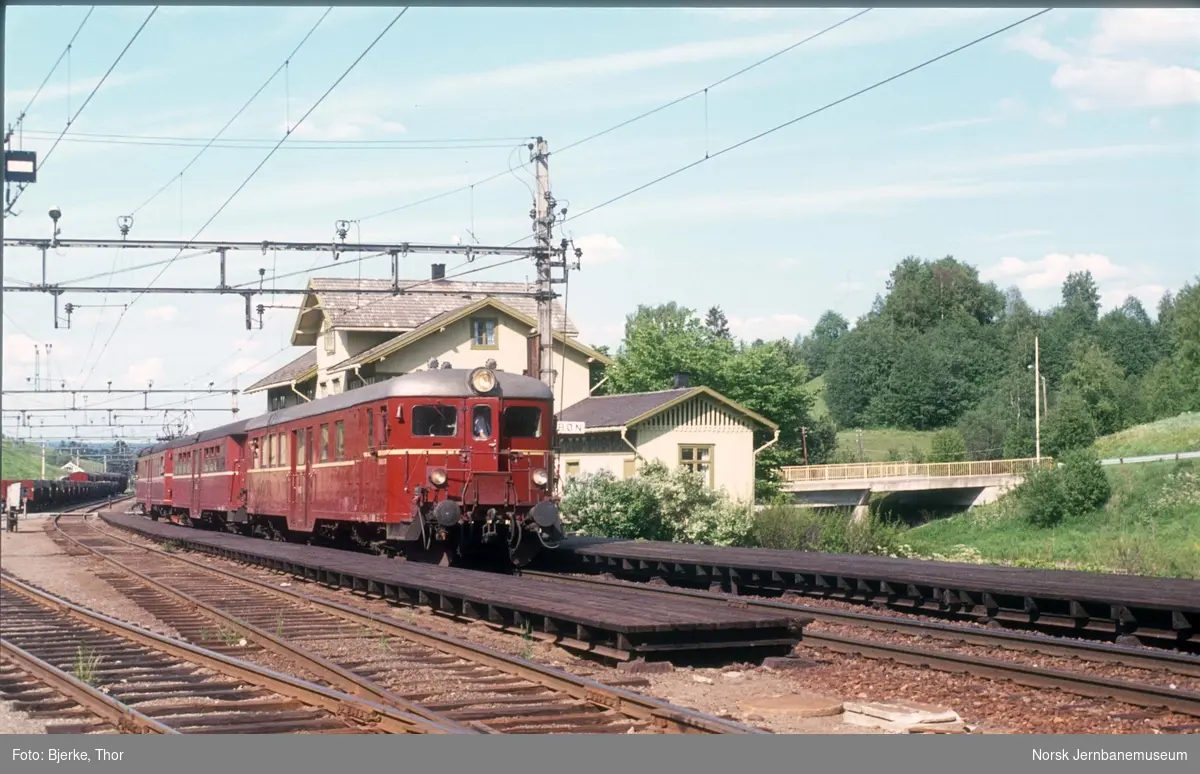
[{"xmin": 136, "ymin": 366, "xmax": 563, "ymax": 566}]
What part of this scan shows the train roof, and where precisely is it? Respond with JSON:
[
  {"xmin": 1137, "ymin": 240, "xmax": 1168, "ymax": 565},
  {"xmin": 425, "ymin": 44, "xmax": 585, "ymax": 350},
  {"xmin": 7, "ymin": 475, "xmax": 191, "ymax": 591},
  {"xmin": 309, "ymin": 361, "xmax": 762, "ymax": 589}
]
[
  {"xmin": 137, "ymin": 370, "xmax": 552, "ymax": 455},
  {"xmin": 244, "ymin": 369, "xmax": 553, "ymax": 431}
]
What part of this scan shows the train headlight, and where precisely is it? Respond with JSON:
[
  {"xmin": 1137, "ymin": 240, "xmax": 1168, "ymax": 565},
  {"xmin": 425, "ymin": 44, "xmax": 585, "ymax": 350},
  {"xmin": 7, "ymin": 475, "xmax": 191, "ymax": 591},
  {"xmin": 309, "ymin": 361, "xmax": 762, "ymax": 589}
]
[
  {"xmin": 531, "ymin": 468, "xmax": 549, "ymax": 487},
  {"xmin": 429, "ymin": 468, "xmax": 448, "ymax": 487},
  {"xmin": 468, "ymin": 367, "xmax": 496, "ymax": 394}
]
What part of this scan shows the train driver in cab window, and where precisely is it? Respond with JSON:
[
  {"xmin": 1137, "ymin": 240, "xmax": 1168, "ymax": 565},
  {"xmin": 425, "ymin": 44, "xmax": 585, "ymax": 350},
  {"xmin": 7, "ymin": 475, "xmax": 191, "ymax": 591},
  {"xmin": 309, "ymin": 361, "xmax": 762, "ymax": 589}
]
[{"xmin": 473, "ymin": 406, "xmax": 493, "ymax": 440}]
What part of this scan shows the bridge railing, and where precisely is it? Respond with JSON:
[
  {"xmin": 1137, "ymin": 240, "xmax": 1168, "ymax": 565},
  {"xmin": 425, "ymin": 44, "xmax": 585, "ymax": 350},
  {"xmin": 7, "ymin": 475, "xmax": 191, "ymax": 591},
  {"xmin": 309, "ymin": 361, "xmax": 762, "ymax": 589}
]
[{"xmin": 779, "ymin": 457, "xmax": 1054, "ymax": 483}]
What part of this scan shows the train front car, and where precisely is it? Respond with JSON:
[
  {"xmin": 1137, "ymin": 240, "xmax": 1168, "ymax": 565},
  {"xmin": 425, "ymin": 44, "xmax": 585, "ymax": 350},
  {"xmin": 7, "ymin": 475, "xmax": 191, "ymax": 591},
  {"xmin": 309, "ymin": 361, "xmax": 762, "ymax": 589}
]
[{"xmin": 398, "ymin": 366, "xmax": 563, "ymax": 567}]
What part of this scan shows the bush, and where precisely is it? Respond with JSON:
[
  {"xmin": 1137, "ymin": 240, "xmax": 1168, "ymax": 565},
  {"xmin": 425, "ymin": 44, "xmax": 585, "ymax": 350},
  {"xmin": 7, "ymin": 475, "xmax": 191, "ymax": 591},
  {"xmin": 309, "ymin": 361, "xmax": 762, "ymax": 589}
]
[
  {"xmin": 929, "ymin": 428, "xmax": 968, "ymax": 462},
  {"xmin": 750, "ymin": 505, "xmax": 904, "ymax": 556},
  {"xmin": 1015, "ymin": 466, "xmax": 1066, "ymax": 527},
  {"xmin": 559, "ymin": 461, "xmax": 753, "ymax": 546},
  {"xmin": 1059, "ymin": 449, "xmax": 1111, "ymax": 517}
]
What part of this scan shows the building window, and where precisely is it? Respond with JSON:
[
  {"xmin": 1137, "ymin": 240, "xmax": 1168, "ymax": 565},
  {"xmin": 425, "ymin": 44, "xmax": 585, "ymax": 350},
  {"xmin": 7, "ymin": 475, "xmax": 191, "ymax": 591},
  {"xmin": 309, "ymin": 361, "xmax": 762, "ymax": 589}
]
[
  {"xmin": 623, "ymin": 458, "xmax": 637, "ymax": 479},
  {"xmin": 323, "ymin": 323, "xmax": 335, "ymax": 355},
  {"xmin": 502, "ymin": 406, "xmax": 541, "ymax": 438},
  {"xmin": 679, "ymin": 445, "xmax": 714, "ymax": 486},
  {"xmin": 470, "ymin": 317, "xmax": 498, "ymax": 349},
  {"xmin": 565, "ymin": 461, "xmax": 581, "ymax": 477},
  {"xmin": 320, "ymin": 424, "xmax": 330, "ymax": 462},
  {"xmin": 412, "ymin": 405, "xmax": 458, "ymax": 437},
  {"xmin": 335, "ymin": 421, "xmax": 345, "ymax": 460}
]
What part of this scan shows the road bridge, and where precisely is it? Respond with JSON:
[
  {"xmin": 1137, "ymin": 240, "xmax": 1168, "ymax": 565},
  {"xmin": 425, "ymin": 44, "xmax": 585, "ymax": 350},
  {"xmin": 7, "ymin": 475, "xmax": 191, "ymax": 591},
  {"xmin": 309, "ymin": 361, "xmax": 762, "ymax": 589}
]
[{"xmin": 778, "ymin": 458, "xmax": 1054, "ymax": 519}]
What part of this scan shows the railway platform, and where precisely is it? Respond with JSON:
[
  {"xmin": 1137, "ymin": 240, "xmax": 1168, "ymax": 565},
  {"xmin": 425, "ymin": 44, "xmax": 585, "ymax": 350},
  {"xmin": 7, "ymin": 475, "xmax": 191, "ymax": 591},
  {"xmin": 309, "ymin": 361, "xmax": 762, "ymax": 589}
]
[{"xmin": 537, "ymin": 537, "xmax": 1200, "ymax": 650}]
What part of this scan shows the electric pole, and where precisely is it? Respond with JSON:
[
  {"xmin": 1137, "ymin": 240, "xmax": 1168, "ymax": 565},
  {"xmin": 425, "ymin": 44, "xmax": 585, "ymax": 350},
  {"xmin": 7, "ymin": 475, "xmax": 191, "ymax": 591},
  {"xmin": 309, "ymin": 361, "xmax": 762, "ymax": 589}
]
[
  {"xmin": 1034, "ymin": 334, "xmax": 1041, "ymax": 462},
  {"xmin": 531, "ymin": 137, "xmax": 556, "ymax": 391}
]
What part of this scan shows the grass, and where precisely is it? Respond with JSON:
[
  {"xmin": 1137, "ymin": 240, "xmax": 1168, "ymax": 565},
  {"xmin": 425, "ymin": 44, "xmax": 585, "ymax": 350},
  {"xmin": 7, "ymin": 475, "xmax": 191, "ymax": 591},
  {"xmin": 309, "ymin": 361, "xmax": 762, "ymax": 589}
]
[
  {"xmin": 834, "ymin": 428, "xmax": 935, "ymax": 462},
  {"xmin": 897, "ymin": 459, "xmax": 1200, "ymax": 579},
  {"xmin": 2, "ymin": 439, "xmax": 105, "ymax": 478},
  {"xmin": 806, "ymin": 375, "xmax": 828, "ymax": 420},
  {"xmin": 72, "ymin": 646, "xmax": 103, "ymax": 686},
  {"xmin": 1093, "ymin": 411, "xmax": 1200, "ymax": 459}
]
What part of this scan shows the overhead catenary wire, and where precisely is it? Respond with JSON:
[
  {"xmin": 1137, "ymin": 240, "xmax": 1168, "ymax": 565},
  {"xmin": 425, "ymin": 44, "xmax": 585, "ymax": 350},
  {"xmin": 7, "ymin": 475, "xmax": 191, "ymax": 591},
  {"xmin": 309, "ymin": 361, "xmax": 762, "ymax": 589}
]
[
  {"xmin": 4, "ymin": 6, "xmax": 96, "ymax": 145},
  {"xmin": 5, "ymin": 7, "xmax": 159, "ymax": 215},
  {"xmin": 77, "ymin": 8, "xmax": 411, "ymax": 390},
  {"xmin": 501, "ymin": 8, "xmax": 1054, "ymax": 246},
  {"xmin": 128, "ymin": 7, "xmax": 333, "ymax": 217},
  {"xmin": 356, "ymin": 8, "xmax": 873, "ymax": 224}
]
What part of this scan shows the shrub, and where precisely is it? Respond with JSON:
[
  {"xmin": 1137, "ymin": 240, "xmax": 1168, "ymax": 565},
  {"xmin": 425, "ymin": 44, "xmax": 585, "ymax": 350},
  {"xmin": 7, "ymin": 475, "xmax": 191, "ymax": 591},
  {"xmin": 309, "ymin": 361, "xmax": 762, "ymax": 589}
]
[
  {"xmin": 750, "ymin": 505, "xmax": 903, "ymax": 556},
  {"xmin": 1015, "ymin": 466, "xmax": 1066, "ymax": 527},
  {"xmin": 559, "ymin": 461, "xmax": 753, "ymax": 546},
  {"xmin": 1059, "ymin": 449, "xmax": 1111, "ymax": 517},
  {"xmin": 929, "ymin": 428, "xmax": 968, "ymax": 463}
]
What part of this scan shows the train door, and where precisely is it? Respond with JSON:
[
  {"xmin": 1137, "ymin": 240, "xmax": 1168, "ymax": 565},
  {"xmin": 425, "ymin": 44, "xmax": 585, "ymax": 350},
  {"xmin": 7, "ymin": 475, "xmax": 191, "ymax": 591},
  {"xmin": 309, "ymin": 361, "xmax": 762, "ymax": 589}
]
[
  {"xmin": 291, "ymin": 427, "xmax": 311, "ymax": 531},
  {"xmin": 191, "ymin": 450, "xmax": 201, "ymax": 516},
  {"xmin": 467, "ymin": 399, "xmax": 499, "ymax": 473}
]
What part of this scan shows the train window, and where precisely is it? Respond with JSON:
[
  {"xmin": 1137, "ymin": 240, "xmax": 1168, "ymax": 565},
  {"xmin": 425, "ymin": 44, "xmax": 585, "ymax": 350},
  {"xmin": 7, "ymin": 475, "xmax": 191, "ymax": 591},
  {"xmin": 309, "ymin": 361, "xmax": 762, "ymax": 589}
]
[
  {"xmin": 367, "ymin": 409, "xmax": 374, "ymax": 448},
  {"xmin": 412, "ymin": 406, "xmax": 457, "ymax": 437},
  {"xmin": 267, "ymin": 435, "xmax": 275, "ymax": 467},
  {"xmin": 502, "ymin": 406, "xmax": 542, "ymax": 438},
  {"xmin": 380, "ymin": 405, "xmax": 389, "ymax": 446},
  {"xmin": 320, "ymin": 424, "xmax": 330, "ymax": 462},
  {"xmin": 295, "ymin": 429, "xmax": 306, "ymax": 466},
  {"xmin": 472, "ymin": 406, "xmax": 492, "ymax": 440},
  {"xmin": 335, "ymin": 421, "xmax": 345, "ymax": 460},
  {"xmin": 279, "ymin": 433, "xmax": 289, "ymax": 466}
]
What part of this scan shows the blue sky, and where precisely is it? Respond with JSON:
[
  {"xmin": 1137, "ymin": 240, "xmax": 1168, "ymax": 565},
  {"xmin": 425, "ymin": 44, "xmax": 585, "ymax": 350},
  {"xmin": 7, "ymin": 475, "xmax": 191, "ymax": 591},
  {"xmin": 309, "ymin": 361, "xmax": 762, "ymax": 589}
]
[{"xmin": 2, "ymin": 7, "xmax": 1197, "ymax": 441}]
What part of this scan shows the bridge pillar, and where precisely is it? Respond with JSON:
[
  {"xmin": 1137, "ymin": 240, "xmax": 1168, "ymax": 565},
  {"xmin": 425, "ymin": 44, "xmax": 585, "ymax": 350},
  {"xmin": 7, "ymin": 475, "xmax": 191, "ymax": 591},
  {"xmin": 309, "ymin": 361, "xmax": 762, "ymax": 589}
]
[{"xmin": 851, "ymin": 489, "xmax": 872, "ymax": 523}]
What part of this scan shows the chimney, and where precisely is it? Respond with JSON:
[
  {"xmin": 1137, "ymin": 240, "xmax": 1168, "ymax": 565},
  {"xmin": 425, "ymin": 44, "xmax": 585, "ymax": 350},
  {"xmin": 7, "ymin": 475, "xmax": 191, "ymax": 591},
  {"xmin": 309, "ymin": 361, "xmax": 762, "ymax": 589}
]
[
  {"xmin": 673, "ymin": 372, "xmax": 690, "ymax": 389},
  {"xmin": 431, "ymin": 263, "xmax": 446, "ymax": 281}
]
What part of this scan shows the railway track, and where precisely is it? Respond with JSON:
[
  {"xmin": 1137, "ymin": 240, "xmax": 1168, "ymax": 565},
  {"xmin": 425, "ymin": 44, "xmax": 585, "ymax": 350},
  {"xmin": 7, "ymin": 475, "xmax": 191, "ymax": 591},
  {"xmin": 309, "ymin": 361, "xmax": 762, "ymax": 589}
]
[
  {"xmin": 48, "ymin": 509, "xmax": 764, "ymax": 734},
  {"xmin": 518, "ymin": 570, "xmax": 1200, "ymax": 720},
  {"xmin": 0, "ymin": 574, "xmax": 463, "ymax": 735}
]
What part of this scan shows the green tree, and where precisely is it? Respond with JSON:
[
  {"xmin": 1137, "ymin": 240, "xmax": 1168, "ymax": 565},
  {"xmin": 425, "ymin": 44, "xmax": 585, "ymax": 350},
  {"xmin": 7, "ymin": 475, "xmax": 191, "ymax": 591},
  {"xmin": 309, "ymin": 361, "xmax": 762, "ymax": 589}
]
[
  {"xmin": 929, "ymin": 428, "xmax": 968, "ymax": 462},
  {"xmin": 823, "ymin": 320, "xmax": 905, "ymax": 428},
  {"xmin": 606, "ymin": 304, "xmax": 729, "ymax": 393},
  {"xmin": 1016, "ymin": 466, "xmax": 1066, "ymax": 527},
  {"xmin": 1061, "ymin": 270, "xmax": 1101, "ymax": 326},
  {"xmin": 956, "ymin": 398, "xmax": 1008, "ymax": 460},
  {"xmin": 882, "ymin": 255, "xmax": 1006, "ymax": 331},
  {"xmin": 1097, "ymin": 296, "xmax": 1161, "ymax": 378},
  {"xmin": 704, "ymin": 306, "xmax": 732, "ymax": 342},
  {"xmin": 1061, "ymin": 342, "xmax": 1129, "ymax": 435},
  {"xmin": 1043, "ymin": 391, "xmax": 1098, "ymax": 457},
  {"xmin": 794, "ymin": 310, "xmax": 849, "ymax": 378}
]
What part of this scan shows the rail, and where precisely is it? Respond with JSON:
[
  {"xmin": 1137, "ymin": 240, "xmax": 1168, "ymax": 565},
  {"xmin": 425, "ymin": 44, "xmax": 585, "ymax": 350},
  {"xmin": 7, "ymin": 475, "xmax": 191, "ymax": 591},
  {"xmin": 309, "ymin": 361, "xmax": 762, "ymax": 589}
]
[{"xmin": 779, "ymin": 457, "xmax": 1054, "ymax": 483}]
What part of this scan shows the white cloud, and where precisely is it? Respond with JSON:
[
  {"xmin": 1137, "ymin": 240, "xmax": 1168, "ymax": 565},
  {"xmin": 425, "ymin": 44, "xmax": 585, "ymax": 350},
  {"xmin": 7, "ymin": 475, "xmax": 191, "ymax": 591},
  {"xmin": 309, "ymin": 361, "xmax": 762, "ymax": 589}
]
[
  {"xmin": 1, "ymin": 335, "xmax": 75, "ymax": 367},
  {"xmin": 1100, "ymin": 283, "xmax": 1168, "ymax": 313},
  {"xmin": 980, "ymin": 253, "xmax": 1131, "ymax": 292},
  {"xmin": 833, "ymin": 281, "xmax": 865, "ymax": 293},
  {"xmin": 221, "ymin": 356, "xmax": 271, "ymax": 376},
  {"xmin": 3, "ymin": 72, "xmax": 153, "ymax": 114},
  {"xmin": 1010, "ymin": 12, "xmax": 1200, "ymax": 110},
  {"xmin": 285, "ymin": 112, "xmax": 406, "ymax": 141},
  {"xmin": 901, "ymin": 97, "xmax": 1025, "ymax": 135},
  {"xmin": 982, "ymin": 230, "xmax": 1052, "ymax": 242},
  {"xmin": 145, "ymin": 306, "xmax": 178, "ymax": 322},
  {"xmin": 1088, "ymin": 10, "xmax": 1200, "ymax": 58},
  {"xmin": 1042, "ymin": 109, "xmax": 1068, "ymax": 128},
  {"xmin": 125, "ymin": 358, "xmax": 165, "ymax": 384},
  {"xmin": 727, "ymin": 313, "xmax": 809, "ymax": 342},
  {"xmin": 573, "ymin": 234, "xmax": 628, "ymax": 266}
]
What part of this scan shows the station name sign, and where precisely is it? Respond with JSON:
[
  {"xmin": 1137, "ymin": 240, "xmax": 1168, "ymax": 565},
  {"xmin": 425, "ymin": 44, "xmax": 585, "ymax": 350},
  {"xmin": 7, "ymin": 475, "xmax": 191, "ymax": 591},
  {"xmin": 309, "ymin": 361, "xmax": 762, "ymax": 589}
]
[{"xmin": 556, "ymin": 421, "xmax": 586, "ymax": 435}]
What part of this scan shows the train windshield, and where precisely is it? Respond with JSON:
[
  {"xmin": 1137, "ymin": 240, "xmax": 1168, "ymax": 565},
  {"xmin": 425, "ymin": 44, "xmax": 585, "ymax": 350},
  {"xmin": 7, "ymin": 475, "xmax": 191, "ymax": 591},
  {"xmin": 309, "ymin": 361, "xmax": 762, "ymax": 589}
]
[
  {"xmin": 502, "ymin": 406, "xmax": 542, "ymax": 438},
  {"xmin": 412, "ymin": 405, "xmax": 458, "ymax": 437}
]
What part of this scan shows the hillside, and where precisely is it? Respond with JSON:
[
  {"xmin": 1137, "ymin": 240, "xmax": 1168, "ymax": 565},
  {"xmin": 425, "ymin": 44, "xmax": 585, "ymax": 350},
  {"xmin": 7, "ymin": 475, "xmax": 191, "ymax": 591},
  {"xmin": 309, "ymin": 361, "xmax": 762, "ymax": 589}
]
[
  {"xmin": 806, "ymin": 375, "xmax": 828, "ymax": 420},
  {"xmin": 835, "ymin": 428, "xmax": 935, "ymax": 463},
  {"xmin": 899, "ymin": 457, "xmax": 1200, "ymax": 579},
  {"xmin": 1093, "ymin": 412, "xmax": 1200, "ymax": 459},
  {"xmin": 1, "ymin": 440, "xmax": 104, "ymax": 479}
]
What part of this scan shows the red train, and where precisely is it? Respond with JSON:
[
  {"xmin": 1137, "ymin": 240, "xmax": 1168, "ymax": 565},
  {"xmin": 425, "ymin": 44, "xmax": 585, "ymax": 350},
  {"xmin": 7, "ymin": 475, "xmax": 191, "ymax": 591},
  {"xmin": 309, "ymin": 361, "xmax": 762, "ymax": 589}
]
[
  {"xmin": 1, "ymin": 471, "xmax": 129, "ymax": 513},
  {"xmin": 135, "ymin": 366, "xmax": 563, "ymax": 566}
]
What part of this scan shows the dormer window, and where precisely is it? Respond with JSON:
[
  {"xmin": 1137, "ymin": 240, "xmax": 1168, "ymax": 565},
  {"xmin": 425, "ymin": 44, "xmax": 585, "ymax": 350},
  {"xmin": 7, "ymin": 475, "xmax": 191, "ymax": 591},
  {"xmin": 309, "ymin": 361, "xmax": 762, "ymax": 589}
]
[{"xmin": 471, "ymin": 317, "xmax": 498, "ymax": 349}]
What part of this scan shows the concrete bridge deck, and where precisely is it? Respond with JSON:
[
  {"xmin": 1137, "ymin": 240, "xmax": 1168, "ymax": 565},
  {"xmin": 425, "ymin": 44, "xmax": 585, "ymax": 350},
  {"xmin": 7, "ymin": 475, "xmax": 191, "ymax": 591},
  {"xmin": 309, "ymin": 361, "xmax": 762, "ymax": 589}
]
[{"xmin": 777, "ymin": 458, "xmax": 1054, "ymax": 515}]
